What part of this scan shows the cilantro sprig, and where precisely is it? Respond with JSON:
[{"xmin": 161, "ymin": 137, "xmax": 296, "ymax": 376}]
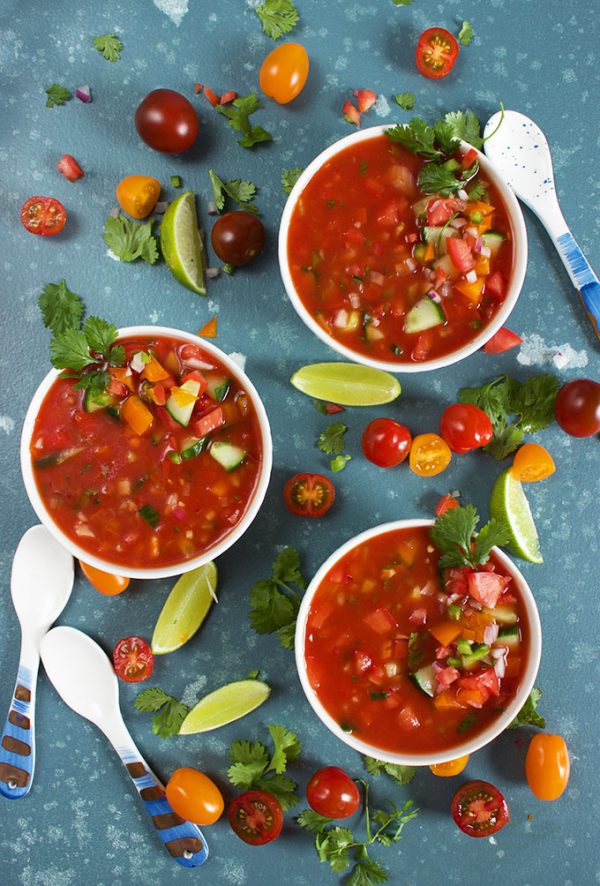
[
  {"xmin": 458, "ymin": 21, "xmax": 474, "ymax": 46},
  {"xmin": 363, "ymin": 756, "xmax": 416, "ymax": 786},
  {"xmin": 38, "ymin": 280, "xmax": 83, "ymax": 335},
  {"xmin": 430, "ymin": 503, "xmax": 511, "ymax": 570},
  {"xmin": 249, "ymin": 547, "xmax": 306, "ymax": 649},
  {"xmin": 217, "ymin": 93, "xmax": 273, "ymax": 149},
  {"xmin": 134, "ymin": 688, "xmax": 190, "ymax": 738},
  {"xmin": 509, "ymin": 688, "xmax": 546, "ymax": 729},
  {"xmin": 92, "ymin": 33, "xmax": 123, "ymax": 62},
  {"xmin": 228, "ymin": 724, "xmax": 301, "ymax": 810},
  {"xmin": 208, "ymin": 169, "xmax": 259, "ymax": 214},
  {"xmin": 256, "ymin": 0, "xmax": 299, "ymax": 39},
  {"xmin": 103, "ymin": 214, "xmax": 159, "ymax": 264},
  {"xmin": 394, "ymin": 92, "xmax": 415, "ymax": 111},
  {"xmin": 317, "ymin": 421, "xmax": 351, "ymax": 471},
  {"xmin": 281, "ymin": 166, "xmax": 303, "ymax": 195},
  {"xmin": 45, "ymin": 84, "xmax": 71, "ymax": 108}
]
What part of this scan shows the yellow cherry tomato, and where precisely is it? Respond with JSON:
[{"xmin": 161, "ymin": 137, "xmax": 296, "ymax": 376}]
[
  {"xmin": 429, "ymin": 755, "xmax": 469, "ymax": 777},
  {"xmin": 80, "ymin": 561, "xmax": 130, "ymax": 596},
  {"xmin": 525, "ymin": 734, "xmax": 570, "ymax": 801},
  {"xmin": 259, "ymin": 43, "xmax": 309, "ymax": 104},
  {"xmin": 166, "ymin": 767, "xmax": 224, "ymax": 825},
  {"xmin": 409, "ymin": 433, "xmax": 452, "ymax": 477},
  {"xmin": 510, "ymin": 443, "xmax": 556, "ymax": 483},
  {"xmin": 116, "ymin": 175, "xmax": 161, "ymax": 219}
]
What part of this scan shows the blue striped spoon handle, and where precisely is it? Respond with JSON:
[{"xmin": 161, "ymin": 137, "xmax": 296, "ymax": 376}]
[
  {"xmin": 554, "ymin": 229, "xmax": 600, "ymax": 338},
  {"xmin": 0, "ymin": 644, "xmax": 38, "ymax": 800}
]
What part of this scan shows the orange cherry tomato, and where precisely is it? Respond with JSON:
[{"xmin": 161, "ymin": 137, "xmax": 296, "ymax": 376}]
[
  {"xmin": 510, "ymin": 443, "xmax": 556, "ymax": 482},
  {"xmin": 525, "ymin": 734, "xmax": 570, "ymax": 801},
  {"xmin": 166, "ymin": 768, "xmax": 224, "ymax": 825},
  {"xmin": 116, "ymin": 175, "xmax": 161, "ymax": 219},
  {"xmin": 259, "ymin": 43, "xmax": 309, "ymax": 104},
  {"xmin": 80, "ymin": 561, "xmax": 130, "ymax": 596},
  {"xmin": 429, "ymin": 754, "xmax": 469, "ymax": 777},
  {"xmin": 409, "ymin": 433, "xmax": 452, "ymax": 477}
]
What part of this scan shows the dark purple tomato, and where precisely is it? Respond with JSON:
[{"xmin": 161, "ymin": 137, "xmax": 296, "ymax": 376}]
[{"xmin": 211, "ymin": 212, "xmax": 266, "ymax": 266}]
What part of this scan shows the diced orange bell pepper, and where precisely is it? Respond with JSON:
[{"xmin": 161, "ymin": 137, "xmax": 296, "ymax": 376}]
[
  {"xmin": 142, "ymin": 355, "xmax": 170, "ymax": 383},
  {"xmin": 121, "ymin": 395, "xmax": 153, "ymax": 435},
  {"xmin": 470, "ymin": 200, "xmax": 495, "ymax": 216},
  {"xmin": 477, "ymin": 217, "xmax": 494, "ymax": 235},
  {"xmin": 460, "ymin": 628, "xmax": 477, "ymax": 642},
  {"xmin": 434, "ymin": 691, "xmax": 465, "ymax": 711},
  {"xmin": 430, "ymin": 621, "xmax": 463, "ymax": 647},
  {"xmin": 423, "ymin": 241, "xmax": 436, "ymax": 263},
  {"xmin": 109, "ymin": 366, "xmax": 135, "ymax": 391},
  {"xmin": 456, "ymin": 278, "xmax": 485, "ymax": 303},
  {"xmin": 199, "ymin": 315, "xmax": 218, "ymax": 338},
  {"xmin": 456, "ymin": 687, "xmax": 487, "ymax": 708},
  {"xmin": 170, "ymin": 386, "xmax": 197, "ymax": 408},
  {"xmin": 475, "ymin": 256, "xmax": 490, "ymax": 276}
]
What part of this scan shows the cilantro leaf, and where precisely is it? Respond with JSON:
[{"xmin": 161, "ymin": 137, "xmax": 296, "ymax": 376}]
[
  {"xmin": 391, "ymin": 0, "xmax": 412, "ymax": 5},
  {"xmin": 45, "ymin": 84, "xmax": 71, "ymax": 108},
  {"xmin": 268, "ymin": 724, "xmax": 301, "ymax": 772},
  {"xmin": 249, "ymin": 580, "xmax": 297, "ymax": 633},
  {"xmin": 39, "ymin": 280, "xmax": 84, "ymax": 335},
  {"xmin": 331, "ymin": 454, "xmax": 351, "ymax": 473},
  {"xmin": 297, "ymin": 809, "xmax": 333, "ymax": 833},
  {"xmin": 228, "ymin": 740, "xmax": 270, "ymax": 788},
  {"xmin": 458, "ymin": 20, "xmax": 474, "ymax": 46},
  {"xmin": 272, "ymin": 546, "xmax": 306, "ymax": 588},
  {"xmin": 217, "ymin": 93, "xmax": 273, "ymax": 149},
  {"xmin": 471, "ymin": 519, "xmax": 511, "ymax": 565},
  {"xmin": 134, "ymin": 687, "xmax": 173, "ymax": 712},
  {"xmin": 83, "ymin": 316, "xmax": 118, "ymax": 356},
  {"xmin": 385, "ymin": 118, "xmax": 442, "ymax": 160},
  {"xmin": 363, "ymin": 756, "xmax": 416, "ymax": 785},
  {"xmin": 509, "ymin": 688, "xmax": 546, "ymax": 729},
  {"xmin": 317, "ymin": 421, "xmax": 348, "ymax": 455},
  {"xmin": 133, "ymin": 688, "xmax": 189, "ymax": 737},
  {"xmin": 316, "ymin": 827, "xmax": 354, "ymax": 873},
  {"xmin": 281, "ymin": 166, "xmax": 303, "ymax": 195},
  {"xmin": 139, "ymin": 504, "xmax": 160, "ymax": 528},
  {"xmin": 484, "ymin": 424, "xmax": 525, "ymax": 460},
  {"xmin": 431, "ymin": 504, "xmax": 511, "ymax": 569},
  {"xmin": 109, "ymin": 345, "xmax": 126, "ymax": 367},
  {"xmin": 417, "ymin": 162, "xmax": 463, "ymax": 196},
  {"xmin": 254, "ymin": 773, "xmax": 299, "ymax": 810},
  {"xmin": 50, "ymin": 329, "xmax": 93, "ymax": 372},
  {"xmin": 256, "ymin": 0, "xmax": 299, "ymax": 39},
  {"xmin": 208, "ymin": 169, "xmax": 259, "ymax": 214},
  {"xmin": 511, "ymin": 374, "xmax": 559, "ymax": 434},
  {"xmin": 443, "ymin": 110, "xmax": 482, "ymax": 148},
  {"xmin": 467, "ymin": 179, "xmax": 488, "ymax": 201},
  {"xmin": 227, "ymin": 725, "xmax": 300, "ymax": 809},
  {"xmin": 372, "ymin": 800, "xmax": 419, "ymax": 846},
  {"xmin": 92, "ymin": 33, "xmax": 123, "ymax": 62},
  {"xmin": 394, "ymin": 92, "xmax": 415, "ymax": 111},
  {"xmin": 103, "ymin": 215, "xmax": 159, "ymax": 264},
  {"xmin": 348, "ymin": 851, "xmax": 388, "ymax": 886}
]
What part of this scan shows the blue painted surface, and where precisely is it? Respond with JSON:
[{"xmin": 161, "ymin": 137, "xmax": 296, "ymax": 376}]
[{"xmin": 0, "ymin": 1, "xmax": 599, "ymax": 884}]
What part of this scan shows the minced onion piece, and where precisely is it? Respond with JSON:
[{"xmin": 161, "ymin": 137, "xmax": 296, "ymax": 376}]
[
  {"xmin": 154, "ymin": 201, "xmax": 169, "ymax": 214},
  {"xmin": 130, "ymin": 351, "xmax": 148, "ymax": 373},
  {"xmin": 465, "ymin": 269, "xmax": 478, "ymax": 284},
  {"xmin": 474, "ymin": 236, "xmax": 484, "ymax": 253},
  {"xmin": 428, "ymin": 290, "xmax": 442, "ymax": 304},
  {"xmin": 348, "ymin": 291, "xmax": 361, "ymax": 309},
  {"xmin": 423, "ymin": 267, "xmax": 436, "ymax": 281},
  {"xmin": 75, "ymin": 85, "xmax": 92, "ymax": 103},
  {"xmin": 368, "ymin": 270, "xmax": 385, "ymax": 286},
  {"xmin": 494, "ymin": 657, "xmax": 506, "ymax": 678},
  {"xmin": 457, "ymin": 188, "xmax": 468, "ymax": 201},
  {"xmin": 110, "ymin": 206, "xmax": 120, "ymax": 218},
  {"xmin": 480, "ymin": 245, "xmax": 491, "ymax": 257},
  {"xmin": 484, "ymin": 624, "xmax": 500, "ymax": 645},
  {"xmin": 468, "ymin": 598, "xmax": 482, "ymax": 611},
  {"xmin": 439, "ymin": 280, "xmax": 453, "ymax": 298},
  {"xmin": 465, "ymin": 226, "xmax": 479, "ymax": 237},
  {"xmin": 172, "ymin": 507, "xmax": 187, "ymax": 521},
  {"xmin": 384, "ymin": 662, "xmax": 398, "ymax": 677},
  {"xmin": 184, "ymin": 357, "xmax": 215, "ymax": 370},
  {"xmin": 208, "ymin": 201, "xmax": 218, "ymax": 215},
  {"xmin": 333, "ymin": 308, "xmax": 349, "ymax": 328},
  {"xmin": 419, "ymin": 580, "xmax": 436, "ymax": 596},
  {"xmin": 206, "ymin": 266, "xmax": 220, "ymax": 279},
  {"xmin": 450, "ymin": 217, "xmax": 468, "ymax": 229},
  {"xmin": 405, "ymin": 257, "xmax": 417, "ymax": 272}
]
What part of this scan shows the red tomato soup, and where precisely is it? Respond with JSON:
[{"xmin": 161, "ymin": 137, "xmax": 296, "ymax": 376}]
[
  {"xmin": 304, "ymin": 527, "xmax": 528, "ymax": 755},
  {"xmin": 30, "ymin": 335, "xmax": 263, "ymax": 568},
  {"xmin": 287, "ymin": 134, "xmax": 514, "ymax": 363}
]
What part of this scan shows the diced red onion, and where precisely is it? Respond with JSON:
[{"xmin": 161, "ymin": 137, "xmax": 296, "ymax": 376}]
[
  {"xmin": 208, "ymin": 201, "xmax": 218, "ymax": 216},
  {"xmin": 75, "ymin": 85, "xmax": 92, "ymax": 103},
  {"xmin": 465, "ymin": 226, "xmax": 479, "ymax": 237},
  {"xmin": 185, "ymin": 357, "xmax": 216, "ymax": 371},
  {"xmin": 436, "ymin": 592, "xmax": 448, "ymax": 604},
  {"xmin": 368, "ymin": 270, "xmax": 385, "ymax": 286},
  {"xmin": 480, "ymin": 245, "xmax": 491, "ymax": 257},
  {"xmin": 172, "ymin": 507, "xmax": 187, "ymax": 521},
  {"xmin": 491, "ymin": 645, "xmax": 508, "ymax": 659},
  {"xmin": 439, "ymin": 280, "xmax": 453, "ymax": 298},
  {"xmin": 465, "ymin": 269, "xmax": 478, "ymax": 284},
  {"xmin": 474, "ymin": 236, "xmax": 484, "ymax": 253},
  {"xmin": 348, "ymin": 291, "xmax": 361, "ymax": 309},
  {"xmin": 206, "ymin": 267, "xmax": 220, "ymax": 279},
  {"xmin": 406, "ymin": 232, "xmax": 419, "ymax": 243},
  {"xmin": 468, "ymin": 598, "xmax": 482, "ymax": 611},
  {"xmin": 457, "ymin": 188, "xmax": 468, "ymax": 201},
  {"xmin": 484, "ymin": 624, "xmax": 499, "ymax": 645},
  {"xmin": 428, "ymin": 290, "xmax": 442, "ymax": 304},
  {"xmin": 409, "ymin": 608, "xmax": 427, "ymax": 625},
  {"xmin": 451, "ymin": 489, "xmax": 461, "ymax": 498},
  {"xmin": 423, "ymin": 268, "xmax": 436, "ymax": 281},
  {"xmin": 110, "ymin": 206, "xmax": 120, "ymax": 218},
  {"xmin": 420, "ymin": 580, "xmax": 436, "ymax": 596},
  {"xmin": 405, "ymin": 257, "xmax": 417, "ymax": 272},
  {"xmin": 450, "ymin": 217, "xmax": 468, "ymax": 229},
  {"xmin": 333, "ymin": 308, "xmax": 349, "ymax": 328},
  {"xmin": 494, "ymin": 657, "xmax": 506, "ymax": 678},
  {"xmin": 130, "ymin": 351, "xmax": 147, "ymax": 373},
  {"xmin": 154, "ymin": 201, "xmax": 169, "ymax": 214}
]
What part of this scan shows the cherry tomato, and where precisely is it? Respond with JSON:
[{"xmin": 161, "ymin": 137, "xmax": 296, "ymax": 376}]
[
  {"xmin": 430, "ymin": 755, "xmax": 469, "ymax": 777},
  {"xmin": 439, "ymin": 404, "xmax": 494, "ymax": 453},
  {"xmin": 112, "ymin": 636, "xmax": 154, "ymax": 683},
  {"xmin": 510, "ymin": 443, "xmax": 556, "ymax": 482},
  {"xmin": 259, "ymin": 43, "xmax": 309, "ymax": 104},
  {"xmin": 416, "ymin": 28, "xmax": 459, "ymax": 79},
  {"xmin": 554, "ymin": 378, "xmax": 600, "ymax": 438},
  {"xmin": 20, "ymin": 196, "xmax": 66, "ymax": 236},
  {"xmin": 409, "ymin": 433, "xmax": 452, "ymax": 477},
  {"xmin": 306, "ymin": 767, "xmax": 360, "ymax": 819},
  {"xmin": 135, "ymin": 89, "xmax": 199, "ymax": 153},
  {"xmin": 228, "ymin": 790, "xmax": 283, "ymax": 846},
  {"xmin": 361, "ymin": 419, "xmax": 412, "ymax": 468},
  {"xmin": 116, "ymin": 175, "xmax": 161, "ymax": 219},
  {"xmin": 283, "ymin": 473, "xmax": 335, "ymax": 517},
  {"xmin": 451, "ymin": 780, "xmax": 509, "ymax": 838},
  {"xmin": 80, "ymin": 561, "xmax": 130, "ymax": 596},
  {"xmin": 525, "ymin": 734, "xmax": 570, "ymax": 801},
  {"xmin": 166, "ymin": 767, "xmax": 224, "ymax": 825},
  {"xmin": 434, "ymin": 493, "xmax": 460, "ymax": 517},
  {"xmin": 211, "ymin": 211, "xmax": 265, "ymax": 266}
]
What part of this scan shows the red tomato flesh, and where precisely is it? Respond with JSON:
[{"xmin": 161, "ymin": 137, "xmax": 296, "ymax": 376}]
[
  {"xmin": 20, "ymin": 196, "xmax": 66, "ymax": 236},
  {"xmin": 57, "ymin": 154, "xmax": 84, "ymax": 182},
  {"xmin": 416, "ymin": 28, "xmax": 459, "ymax": 79},
  {"xmin": 306, "ymin": 767, "xmax": 360, "ymax": 819},
  {"xmin": 113, "ymin": 636, "xmax": 154, "ymax": 683},
  {"xmin": 284, "ymin": 473, "xmax": 335, "ymax": 517},
  {"xmin": 482, "ymin": 326, "xmax": 522, "ymax": 353},
  {"xmin": 451, "ymin": 780, "xmax": 509, "ymax": 837},
  {"xmin": 228, "ymin": 790, "xmax": 283, "ymax": 846}
]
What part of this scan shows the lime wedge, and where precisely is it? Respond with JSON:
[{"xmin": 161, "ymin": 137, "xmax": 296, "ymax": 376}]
[
  {"xmin": 160, "ymin": 191, "xmax": 206, "ymax": 295},
  {"xmin": 291, "ymin": 362, "xmax": 401, "ymax": 406},
  {"xmin": 151, "ymin": 562, "xmax": 217, "ymax": 655},
  {"xmin": 179, "ymin": 679, "xmax": 271, "ymax": 734},
  {"xmin": 489, "ymin": 469, "xmax": 543, "ymax": 564}
]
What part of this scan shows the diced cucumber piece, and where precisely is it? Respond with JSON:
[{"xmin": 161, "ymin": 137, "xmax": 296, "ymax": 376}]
[
  {"xmin": 433, "ymin": 254, "xmax": 460, "ymax": 279},
  {"xmin": 456, "ymin": 638, "xmax": 473, "ymax": 656},
  {"xmin": 168, "ymin": 451, "xmax": 183, "ymax": 465},
  {"xmin": 181, "ymin": 437, "xmax": 208, "ymax": 460},
  {"xmin": 485, "ymin": 605, "xmax": 518, "ymax": 624},
  {"xmin": 498, "ymin": 624, "xmax": 520, "ymax": 648},
  {"xmin": 365, "ymin": 323, "xmax": 385, "ymax": 342},
  {"xmin": 205, "ymin": 374, "xmax": 229, "ymax": 400},
  {"xmin": 84, "ymin": 389, "xmax": 118, "ymax": 413},
  {"xmin": 461, "ymin": 643, "xmax": 490, "ymax": 670},
  {"xmin": 404, "ymin": 296, "xmax": 446, "ymax": 334},
  {"xmin": 210, "ymin": 441, "xmax": 246, "ymax": 472},
  {"xmin": 481, "ymin": 231, "xmax": 506, "ymax": 257},
  {"xmin": 412, "ymin": 197, "xmax": 430, "ymax": 217},
  {"xmin": 423, "ymin": 226, "xmax": 459, "ymax": 255},
  {"xmin": 165, "ymin": 379, "xmax": 201, "ymax": 428},
  {"xmin": 411, "ymin": 664, "xmax": 436, "ymax": 697}
]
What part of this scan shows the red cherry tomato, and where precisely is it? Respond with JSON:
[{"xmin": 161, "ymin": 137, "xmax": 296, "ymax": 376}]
[
  {"xmin": 134, "ymin": 89, "xmax": 199, "ymax": 153},
  {"xmin": 112, "ymin": 636, "xmax": 154, "ymax": 683},
  {"xmin": 306, "ymin": 767, "xmax": 360, "ymax": 819},
  {"xmin": 228, "ymin": 790, "xmax": 283, "ymax": 845},
  {"xmin": 80, "ymin": 561, "xmax": 130, "ymax": 596},
  {"xmin": 525, "ymin": 734, "xmax": 570, "ymax": 801},
  {"xmin": 259, "ymin": 43, "xmax": 309, "ymax": 104},
  {"xmin": 554, "ymin": 378, "xmax": 600, "ymax": 438},
  {"xmin": 361, "ymin": 419, "xmax": 412, "ymax": 468},
  {"xmin": 20, "ymin": 196, "xmax": 66, "ymax": 236},
  {"xmin": 283, "ymin": 473, "xmax": 335, "ymax": 517},
  {"xmin": 166, "ymin": 768, "xmax": 224, "ymax": 825},
  {"xmin": 451, "ymin": 780, "xmax": 509, "ymax": 838},
  {"xmin": 211, "ymin": 211, "xmax": 266, "ymax": 266},
  {"xmin": 416, "ymin": 28, "xmax": 459, "ymax": 79},
  {"xmin": 439, "ymin": 404, "xmax": 494, "ymax": 453}
]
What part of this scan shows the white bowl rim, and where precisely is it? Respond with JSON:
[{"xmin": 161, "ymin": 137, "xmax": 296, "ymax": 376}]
[
  {"xmin": 294, "ymin": 518, "xmax": 542, "ymax": 766},
  {"xmin": 278, "ymin": 124, "xmax": 528, "ymax": 373},
  {"xmin": 20, "ymin": 325, "xmax": 273, "ymax": 580}
]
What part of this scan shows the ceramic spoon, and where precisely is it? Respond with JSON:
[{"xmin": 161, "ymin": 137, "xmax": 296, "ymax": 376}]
[
  {"xmin": 484, "ymin": 109, "xmax": 600, "ymax": 339},
  {"xmin": 0, "ymin": 525, "xmax": 73, "ymax": 800},
  {"xmin": 40, "ymin": 626, "xmax": 209, "ymax": 868}
]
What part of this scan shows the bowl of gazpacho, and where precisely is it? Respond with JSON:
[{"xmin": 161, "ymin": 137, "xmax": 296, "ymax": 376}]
[
  {"xmin": 295, "ymin": 519, "xmax": 541, "ymax": 765},
  {"xmin": 21, "ymin": 326, "xmax": 272, "ymax": 579},
  {"xmin": 279, "ymin": 125, "xmax": 527, "ymax": 371}
]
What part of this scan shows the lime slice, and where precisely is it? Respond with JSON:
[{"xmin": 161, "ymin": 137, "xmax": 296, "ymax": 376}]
[
  {"xmin": 290, "ymin": 362, "xmax": 401, "ymax": 406},
  {"xmin": 179, "ymin": 680, "xmax": 270, "ymax": 734},
  {"xmin": 151, "ymin": 562, "xmax": 217, "ymax": 655},
  {"xmin": 160, "ymin": 191, "xmax": 206, "ymax": 295},
  {"xmin": 489, "ymin": 469, "xmax": 543, "ymax": 564}
]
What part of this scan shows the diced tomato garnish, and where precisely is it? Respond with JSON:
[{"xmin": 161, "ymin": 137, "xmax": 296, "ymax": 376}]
[
  {"xmin": 467, "ymin": 571, "xmax": 512, "ymax": 609},
  {"xmin": 482, "ymin": 326, "xmax": 522, "ymax": 353},
  {"xmin": 411, "ymin": 332, "xmax": 433, "ymax": 362},
  {"xmin": 57, "ymin": 154, "xmax": 84, "ymax": 182},
  {"xmin": 364, "ymin": 607, "xmax": 398, "ymax": 635},
  {"xmin": 363, "ymin": 177, "xmax": 385, "ymax": 197},
  {"xmin": 393, "ymin": 638, "xmax": 408, "ymax": 659},
  {"xmin": 343, "ymin": 226, "xmax": 366, "ymax": 246},
  {"xmin": 461, "ymin": 148, "xmax": 478, "ymax": 170},
  {"xmin": 368, "ymin": 665, "xmax": 386, "ymax": 686},
  {"xmin": 204, "ymin": 86, "xmax": 220, "ymax": 107},
  {"xmin": 408, "ymin": 607, "xmax": 427, "ymax": 625},
  {"xmin": 485, "ymin": 272, "xmax": 505, "ymax": 300},
  {"xmin": 150, "ymin": 383, "xmax": 167, "ymax": 406},
  {"xmin": 353, "ymin": 650, "xmax": 372, "ymax": 674},
  {"xmin": 436, "ymin": 666, "xmax": 460, "ymax": 688},
  {"xmin": 193, "ymin": 82, "xmax": 203, "ymax": 94},
  {"xmin": 376, "ymin": 200, "xmax": 408, "ymax": 227},
  {"xmin": 461, "ymin": 667, "xmax": 499, "ymax": 698},
  {"xmin": 342, "ymin": 100, "xmax": 361, "ymax": 127},
  {"xmin": 192, "ymin": 407, "xmax": 225, "ymax": 438},
  {"xmin": 219, "ymin": 90, "xmax": 237, "ymax": 104},
  {"xmin": 324, "ymin": 403, "xmax": 345, "ymax": 415},
  {"xmin": 447, "ymin": 237, "xmax": 475, "ymax": 273},
  {"xmin": 456, "ymin": 686, "xmax": 489, "ymax": 709},
  {"xmin": 398, "ymin": 706, "xmax": 420, "ymax": 729},
  {"xmin": 435, "ymin": 493, "xmax": 459, "ymax": 517},
  {"xmin": 427, "ymin": 198, "xmax": 465, "ymax": 227},
  {"xmin": 181, "ymin": 370, "xmax": 208, "ymax": 392},
  {"xmin": 353, "ymin": 89, "xmax": 377, "ymax": 112},
  {"xmin": 107, "ymin": 378, "xmax": 128, "ymax": 398}
]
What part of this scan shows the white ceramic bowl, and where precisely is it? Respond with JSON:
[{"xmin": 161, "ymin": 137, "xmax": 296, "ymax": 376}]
[
  {"xmin": 279, "ymin": 125, "xmax": 528, "ymax": 373},
  {"xmin": 295, "ymin": 519, "xmax": 542, "ymax": 766},
  {"xmin": 20, "ymin": 325, "xmax": 272, "ymax": 580}
]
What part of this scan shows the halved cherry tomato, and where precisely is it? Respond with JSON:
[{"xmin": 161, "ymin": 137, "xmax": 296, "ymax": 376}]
[
  {"xmin": 510, "ymin": 443, "xmax": 556, "ymax": 482},
  {"xmin": 361, "ymin": 418, "xmax": 412, "ymax": 468},
  {"xmin": 166, "ymin": 767, "xmax": 224, "ymax": 825},
  {"xmin": 416, "ymin": 28, "xmax": 459, "ymax": 79},
  {"xmin": 116, "ymin": 175, "xmax": 161, "ymax": 219},
  {"xmin": 57, "ymin": 154, "xmax": 84, "ymax": 182},
  {"xmin": 80, "ymin": 561, "xmax": 130, "ymax": 596},
  {"xmin": 259, "ymin": 43, "xmax": 309, "ymax": 104},
  {"xmin": 439, "ymin": 403, "xmax": 494, "ymax": 453},
  {"xmin": 20, "ymin": 196, "xmax": 66, "ymax": 236},
  {"xmin": 430, "ymin": 755, "xmax": 469, "ymax": 777},
  {"xmin": 451, "ymin": 780, "xmax": 509, "ymax": 837},
  {"xmin": 525, "ymin": 734, "xmax": 570, "ymax": 801},
  {"xmin": 306, "ymin": 767, "xmax": 360, "ymax": 819},
  {"xmin": 112, "ymin": 636, "xmax": 154, "ymax": 683},
  {"xmin": 284, "ymin": 473, "xmax": 335, "ymax": 517},
  {"xmin": 228, "ymin": 790, "xmax": 283, "ymax": 845},
  {"xmin": 554, "ymin": 378, "xmax": 600, "ymax": 437},
  {"xmin": 482, "ymin": 326, "xmax": 522, "ymax": 353},
  {"xmin": 435, "ymin": 493, "xmax": 459, "ymax": 517},
  {"xmin": 409, "ymin": 434, "xmax": 452, "ymax": 477}
]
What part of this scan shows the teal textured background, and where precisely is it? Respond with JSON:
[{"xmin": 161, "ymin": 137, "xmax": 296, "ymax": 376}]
[{"xmin": 0, "ymin": 1, "xmax": 599, "ymax": 884}]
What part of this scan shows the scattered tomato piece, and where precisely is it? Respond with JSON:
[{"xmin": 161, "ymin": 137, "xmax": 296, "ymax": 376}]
[
  {"xmin": 57, "ymin": 154, "xmax": 84, "ymax": 182},
  {"xmin": 353, "ymin": 89, "xmax": 377, "ymax": 112},
  {"xmin": 324, "ymin": 402, "xmax": 345, "ymax": 415},
  {"xmin": 193, "ymin": 82, "xmax": 203, "ymax": 94},
  {"xmin": 228, "ymin": 790, "xmax": 283, "ymax": 845},
  {"xmin": 79, "ymin": 561, "xmax": 130, "ymax": 596},
  {"xmin": 199, "ymin": 315, "xmax": 218, "ymax": 338},
  {"xmin": 483, "ymin": 326, "xmax": 522, "ymax": 353},
  {"xmin": 435, "ymin": 493, "xmax": 459, "ymax": 517},
  {"xmin": 525, "ymin": 734, "xmax": 570, "ymax": 801},
  {"xmin": 342, "ymin": 100, "xmax": 361, "ymax": 127},
  {"xmin": 219, "ymin": 90, "xmax": 237, "ymax": 105},
  {"xmin": 284, "ymin": 473, "xmax": 335, "ymax": 518},
  {"xmin": 510, "ymin": 443, "xmax": 556, "ymax": 482},
  {"xmin": 430, "ymin": 755, "xmax": 469, "ymax": 777}
]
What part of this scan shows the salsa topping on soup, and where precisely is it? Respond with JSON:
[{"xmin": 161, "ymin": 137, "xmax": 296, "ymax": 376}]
[{"xmin": 30, "ymin": 334, "xmax": 263, "ymax": 568}]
